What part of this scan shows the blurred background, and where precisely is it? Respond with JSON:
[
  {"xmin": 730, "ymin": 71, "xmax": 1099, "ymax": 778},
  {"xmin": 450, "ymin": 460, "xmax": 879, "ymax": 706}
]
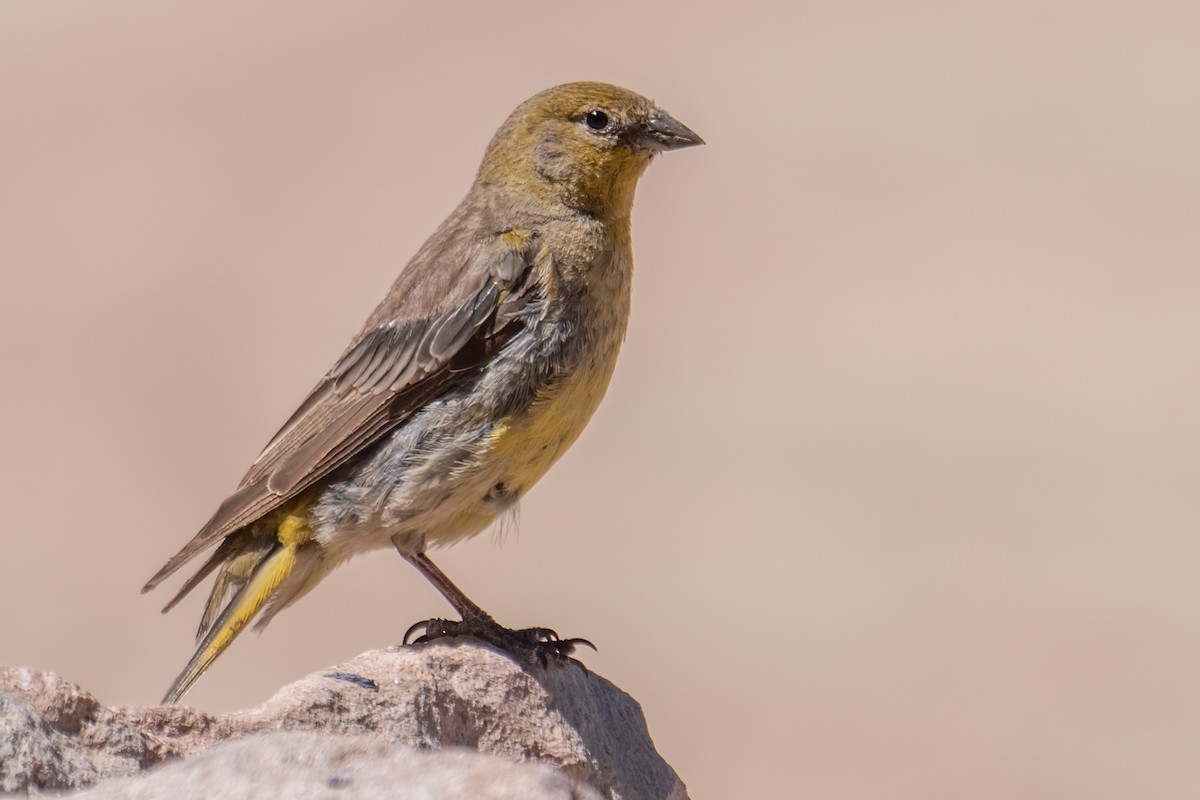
[{"xmin": 2, "ymin": 2, "xmax": 1199, "ymax": 798}]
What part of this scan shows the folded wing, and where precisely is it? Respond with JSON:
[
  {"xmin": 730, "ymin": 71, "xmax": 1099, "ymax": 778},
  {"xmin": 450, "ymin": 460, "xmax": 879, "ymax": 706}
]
[{"xmin": 143, "ymin": 229, "xmax": 544, "ymax": 594}]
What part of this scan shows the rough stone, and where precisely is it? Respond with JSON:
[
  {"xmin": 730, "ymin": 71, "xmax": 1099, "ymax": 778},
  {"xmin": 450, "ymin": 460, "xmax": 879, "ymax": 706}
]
[
  {"xmin": 74, "ymin": 731, "xmax": 603, "ymax": 800},
  {"xmin": 0, "ymin": 643, "xmax": 687, "ymax": 799}
]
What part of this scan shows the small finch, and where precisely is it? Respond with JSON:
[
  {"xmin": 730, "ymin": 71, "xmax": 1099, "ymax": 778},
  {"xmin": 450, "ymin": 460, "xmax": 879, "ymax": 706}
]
[{"xmin": 143, "ymin": 81, "xmax": 703, "ymax": 703}]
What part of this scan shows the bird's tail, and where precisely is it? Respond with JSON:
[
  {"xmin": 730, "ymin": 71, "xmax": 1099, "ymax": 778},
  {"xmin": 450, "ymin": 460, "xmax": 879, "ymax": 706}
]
[{"xmin": 161, "ymin": 509, "xmax": 313, "ymax": 704}]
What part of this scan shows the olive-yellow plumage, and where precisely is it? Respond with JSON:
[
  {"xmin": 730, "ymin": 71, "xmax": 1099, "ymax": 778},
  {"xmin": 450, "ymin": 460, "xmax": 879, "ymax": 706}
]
[{"xmin": 143, "ymin": 82, "xmax": 702, "ymax": 704}]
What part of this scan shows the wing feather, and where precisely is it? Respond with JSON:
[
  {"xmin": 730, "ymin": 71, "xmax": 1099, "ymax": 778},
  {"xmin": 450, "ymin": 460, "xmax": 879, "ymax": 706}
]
[{"xmin": 143, "ymin": 228, "xmax": 542, "ymax": 593}]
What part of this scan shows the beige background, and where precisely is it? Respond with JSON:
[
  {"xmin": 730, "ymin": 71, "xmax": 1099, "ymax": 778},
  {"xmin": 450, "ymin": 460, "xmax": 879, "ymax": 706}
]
[{"xmin": 2, "ymin": 2, "xmax": 1199, "ymax": 798}]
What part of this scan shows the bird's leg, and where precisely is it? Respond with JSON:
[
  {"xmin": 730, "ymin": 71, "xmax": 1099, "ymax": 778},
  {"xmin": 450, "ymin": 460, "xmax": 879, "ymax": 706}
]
[
  {"xmin": 400, "ymin": 550, "xmax": 491, "ymax": 623},
  {"xmin": 395, "ymin": 546, "xmax": 594, "ymax": 669}
]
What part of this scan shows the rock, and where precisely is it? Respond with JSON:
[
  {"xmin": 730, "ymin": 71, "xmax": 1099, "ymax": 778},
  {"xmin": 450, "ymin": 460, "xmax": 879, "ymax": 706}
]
[
  {"xmin": 73, "ymin": 732, "xmax": 604, "ymax": 800},
  {"xmin": 0, "ymin": 669, "xmax": 169, "ymax": 792},
  {"xmin": 0, "ymin": 643, "xmax": 688, "ymax": 799}
]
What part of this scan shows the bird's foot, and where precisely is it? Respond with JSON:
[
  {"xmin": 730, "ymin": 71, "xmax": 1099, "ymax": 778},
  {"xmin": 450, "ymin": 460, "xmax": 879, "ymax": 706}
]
[{"xmin": 403, "ymin": 613, "xmax": 595, "ymax": 671}]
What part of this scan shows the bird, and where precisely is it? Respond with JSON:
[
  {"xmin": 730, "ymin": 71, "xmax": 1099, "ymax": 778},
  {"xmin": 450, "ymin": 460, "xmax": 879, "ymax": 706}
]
[{"xmin": 142, "ymin": 81, "xmax": 703, "ymax": 704}]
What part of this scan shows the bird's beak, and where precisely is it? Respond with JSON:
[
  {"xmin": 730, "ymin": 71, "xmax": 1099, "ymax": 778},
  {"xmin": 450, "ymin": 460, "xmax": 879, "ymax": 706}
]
[{"xmin": 639, "ymin": 111, "xmax": 705, "ymax": 152}]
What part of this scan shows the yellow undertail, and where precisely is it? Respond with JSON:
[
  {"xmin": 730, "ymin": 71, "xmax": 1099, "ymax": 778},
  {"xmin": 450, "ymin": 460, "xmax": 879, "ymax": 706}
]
[{"xmin": 161, "ymin": 510, "xmax": 312, "ymax": 704}]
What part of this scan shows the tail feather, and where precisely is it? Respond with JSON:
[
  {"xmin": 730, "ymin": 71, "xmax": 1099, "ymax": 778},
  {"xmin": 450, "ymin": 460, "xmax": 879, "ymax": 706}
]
[
  {"xmin": 158, "ymin": 532, "xmax": 254, "ymax": 618},
  {"xmin": 159, "ymin": 545, "xmax": 226, "ymax": 617},
  {"xmin": 161, "ymin": 539, "xmax": 300, "ymax": 705},
  {"xmin": 156, "ymin": 500, "xmax": 317, "ymax": 705},
  {"xmin": 194, "ymin": 540, "xmax": 273, "ymax": 642}
]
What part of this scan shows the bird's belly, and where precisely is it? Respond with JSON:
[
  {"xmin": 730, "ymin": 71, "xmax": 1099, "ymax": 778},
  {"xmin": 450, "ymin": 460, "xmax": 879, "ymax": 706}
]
[
  {"xmin": 425, "ymin": 343, "xmax": 621, "ymax": 546},
  {"xmin": 495, "ymin": 353, "xmax": 617, "ymax": 481}
]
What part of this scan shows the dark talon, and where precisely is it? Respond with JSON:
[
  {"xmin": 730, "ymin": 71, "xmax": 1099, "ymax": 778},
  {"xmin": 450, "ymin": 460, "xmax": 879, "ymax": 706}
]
[
  {"xmin": 559, "ymin": 637, "xmax": 597, "ymax": 652},
  {"xmin": 402, "ymin": 619, "xmax": 428, "ymax": 646},
  {"xmin": 401, "ymin": 616, "xmax": 595, "ymax": 671}
]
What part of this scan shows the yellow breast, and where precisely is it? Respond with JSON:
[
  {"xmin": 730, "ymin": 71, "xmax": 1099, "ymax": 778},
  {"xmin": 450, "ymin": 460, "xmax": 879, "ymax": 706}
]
[{"xmin": 487, "ymin": 342, "xmax": 621, "ymax": 492}]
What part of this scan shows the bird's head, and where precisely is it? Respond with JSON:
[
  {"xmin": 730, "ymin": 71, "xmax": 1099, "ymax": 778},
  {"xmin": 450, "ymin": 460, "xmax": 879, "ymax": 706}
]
[{"xmin": 478, "ymin": 82, "xmax": 703, "ymax": 219}]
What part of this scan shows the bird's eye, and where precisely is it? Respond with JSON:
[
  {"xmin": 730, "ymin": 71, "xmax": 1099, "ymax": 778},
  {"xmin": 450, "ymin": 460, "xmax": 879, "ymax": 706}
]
[{"xmin": 584, "ymin": 109, "xmax": 610, "ymax": 131}]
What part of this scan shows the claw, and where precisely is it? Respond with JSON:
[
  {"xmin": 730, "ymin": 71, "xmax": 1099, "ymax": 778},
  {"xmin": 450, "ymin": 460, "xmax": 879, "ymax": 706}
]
[
  {"xmin": 401, "ymin": 615, "xmax": 595, "ymax": 671},
  {"xmin": 402, "ymin": 619, "xmax": 428, "ymax": 646},
  {"xmin": 559, "ymin": 637, "xmax": 597, "ymax": 652}
]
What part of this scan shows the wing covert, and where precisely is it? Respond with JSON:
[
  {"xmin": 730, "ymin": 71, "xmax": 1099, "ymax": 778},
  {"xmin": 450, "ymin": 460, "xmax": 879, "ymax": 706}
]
[{"xmin": 143, "ymin": 229, "xmax": 544, "ymax": 593}]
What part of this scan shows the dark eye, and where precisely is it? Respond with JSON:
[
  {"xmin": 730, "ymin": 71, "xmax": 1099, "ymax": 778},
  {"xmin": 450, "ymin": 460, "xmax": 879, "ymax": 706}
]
[{"xmin": 585, "ymin": 109, "xmax": 610, "ymax": 131}]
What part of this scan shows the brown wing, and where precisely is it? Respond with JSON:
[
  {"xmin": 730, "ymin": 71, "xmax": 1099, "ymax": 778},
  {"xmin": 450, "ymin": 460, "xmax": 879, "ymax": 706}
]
[{"xmin": 143, "ymin": 228, "xmax": 542, "ymax": 594}]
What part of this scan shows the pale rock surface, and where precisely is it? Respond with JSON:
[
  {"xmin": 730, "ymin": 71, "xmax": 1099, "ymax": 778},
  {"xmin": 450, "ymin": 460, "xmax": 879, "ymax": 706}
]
[
  {"xmin": 0, "ymin": 643, "xmax": 687, "ymax": 799},
  {"xmin": 74, "ymin": 732, "xmax": 603, "ymax": 800}
]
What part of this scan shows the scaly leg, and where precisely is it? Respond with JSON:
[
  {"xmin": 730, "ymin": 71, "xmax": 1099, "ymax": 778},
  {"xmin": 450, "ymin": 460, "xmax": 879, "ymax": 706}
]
[{"xmin": 394, "ymin": 544, "xmax": 594, "ymax": 668}]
